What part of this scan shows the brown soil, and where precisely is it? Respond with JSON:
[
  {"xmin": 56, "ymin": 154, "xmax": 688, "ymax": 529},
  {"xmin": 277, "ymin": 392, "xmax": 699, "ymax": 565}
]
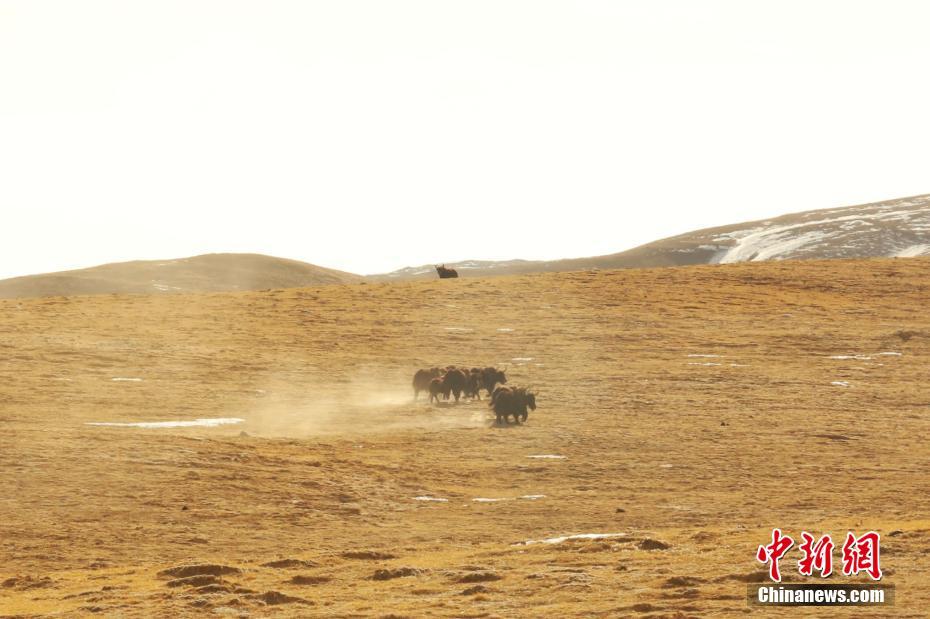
[{"xmin": 1, "ymin": 258, "xmax": 929, "ymax": 617}]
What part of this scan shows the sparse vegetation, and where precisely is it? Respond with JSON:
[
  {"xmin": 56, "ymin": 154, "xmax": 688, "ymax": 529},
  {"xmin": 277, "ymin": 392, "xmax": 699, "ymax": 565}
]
[{"xmin": 1, "ymin": 258, "xmax": 929, "ymax": 615}]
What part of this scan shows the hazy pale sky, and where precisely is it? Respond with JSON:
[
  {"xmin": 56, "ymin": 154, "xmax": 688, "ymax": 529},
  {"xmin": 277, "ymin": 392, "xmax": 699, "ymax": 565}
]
[{"xmin": 2, "ymin": 1, "xmax": 929, "ymax": 278}]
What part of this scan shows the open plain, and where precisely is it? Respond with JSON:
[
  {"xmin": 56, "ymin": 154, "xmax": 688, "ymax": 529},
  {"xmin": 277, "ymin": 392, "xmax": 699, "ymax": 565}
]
[{"xmin": 2, "ymin": 258, "xmax": 929, "ymax": 617}]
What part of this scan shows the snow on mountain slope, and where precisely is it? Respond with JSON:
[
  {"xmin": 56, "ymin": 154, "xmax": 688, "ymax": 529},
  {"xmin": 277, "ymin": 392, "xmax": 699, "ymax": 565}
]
[
  {"xmin": 895, "ymin": 244, "xmax": 930, "ymax": 257},
  {"xmin": 707, "ymin": 195, "xmax": 930, "ymax": 263}
]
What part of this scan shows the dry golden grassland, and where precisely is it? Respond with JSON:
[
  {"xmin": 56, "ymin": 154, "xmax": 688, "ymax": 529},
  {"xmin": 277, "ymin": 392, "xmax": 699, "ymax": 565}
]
[{"xmin": 1, "ymin": 258, "xmax": 929, "ymax": 617}]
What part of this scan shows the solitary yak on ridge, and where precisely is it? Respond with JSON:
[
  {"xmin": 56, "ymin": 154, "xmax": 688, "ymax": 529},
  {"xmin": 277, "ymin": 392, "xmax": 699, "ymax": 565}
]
[{"xmin": 436, "ymin": 265, "xmax": 458, "ymax": 279}]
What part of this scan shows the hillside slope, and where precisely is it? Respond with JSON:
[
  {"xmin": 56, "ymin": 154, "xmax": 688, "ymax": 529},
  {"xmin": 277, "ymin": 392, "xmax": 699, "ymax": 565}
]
[
  {"xmin": 375, "ymin": 193, "xmax": 930, "ymax": 280},
  {"xmin": 0, "ymin": 253, "xmax": 362, "ymax": 298},
  {"xmin": 5, "ymin": 194, "xmax": 928, "ymax": 294},
  {"xmin": 1, "ymin": 258, "xmax": 929, "ymax": 616}
]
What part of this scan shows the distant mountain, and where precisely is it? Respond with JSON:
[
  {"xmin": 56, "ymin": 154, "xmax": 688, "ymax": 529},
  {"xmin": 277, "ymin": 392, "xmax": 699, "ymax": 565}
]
[
  {"xmin": 373, "ymin": 194, "xmax": 930, "ymax": 280},
  {"xmin": 4, "ymin": 195, "xmax": 928, "ymax": 297},
  {"xmin": 0, "ymin": 253, "xmax": 362, "ymax": 299}
]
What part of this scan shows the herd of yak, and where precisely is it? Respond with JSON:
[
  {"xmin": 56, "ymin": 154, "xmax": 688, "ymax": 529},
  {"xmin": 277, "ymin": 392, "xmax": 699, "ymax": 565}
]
[{"xmin": 412, "ymin": 365, "xmax": 538, "ymax": 425}]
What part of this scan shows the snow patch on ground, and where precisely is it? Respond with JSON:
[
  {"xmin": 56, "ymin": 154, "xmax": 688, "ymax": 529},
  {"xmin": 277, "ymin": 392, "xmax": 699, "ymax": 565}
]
[
  {"xmin": 519, "ymin": 533, "xmax": 630, "ymax": 545},
  {"xmin": 471, "ymin": 495, "xmax": 546, "ymax": 503}
]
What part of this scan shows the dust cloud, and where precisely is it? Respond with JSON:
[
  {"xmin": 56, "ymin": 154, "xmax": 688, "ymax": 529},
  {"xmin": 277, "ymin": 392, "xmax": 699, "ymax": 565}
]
[{"xmin": 241, "ymin": 367, "xmax": 487, "ymax": 437}]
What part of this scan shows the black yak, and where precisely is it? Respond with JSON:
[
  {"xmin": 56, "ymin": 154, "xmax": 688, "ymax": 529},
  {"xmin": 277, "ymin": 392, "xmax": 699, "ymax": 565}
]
[
  {"xmin": 436, "ymin": 264, "xmax": 458, "ymax": 279},
  {"xmin": 412, "ymin": 367, "xmax": 442, "ymax": 400},
  {"xmin": 463, "ymin": 369, "xmax": 483, "ymax": 400},
  {"xmin": 428, "ymin": 377, "xmax": 448, "ymax": 404},
  {"xmin": 489, "ymin": 386, "xmax": 537, "ymax": 425},
  {"xmin": 480, "ymin": 366, "xmax": 507, "ymax": 397},
  {"xmin": 441, "ymin": 368, "xmax": 468, "ymax": 402}
]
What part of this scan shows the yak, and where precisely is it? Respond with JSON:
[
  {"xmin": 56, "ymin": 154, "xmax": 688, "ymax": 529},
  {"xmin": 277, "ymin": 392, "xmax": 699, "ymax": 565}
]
[
  {"xmin": 480, "ymin": 366, "xmax": 508, "ymax": 397},
  {"xmin": 463, "ymin": 369, "xmax": 483, "ymax": 400},
  {"xmin": 436, "ymin": 264, "xmax": 458, "ymax": 279},
  {"xmin": 428, "ymin": 377, "xmax": 449, "ymax": 404},
  {"xmin": 412, "ymin": 367, "xmax": 442, "ymax": 400},
  {"xmin": 441, "ymin": 368, "xmax": 468, "ymax": 402},
  {"xmin": 489, "ymin": 385, "xmax": 537, "ymax": 425}
]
